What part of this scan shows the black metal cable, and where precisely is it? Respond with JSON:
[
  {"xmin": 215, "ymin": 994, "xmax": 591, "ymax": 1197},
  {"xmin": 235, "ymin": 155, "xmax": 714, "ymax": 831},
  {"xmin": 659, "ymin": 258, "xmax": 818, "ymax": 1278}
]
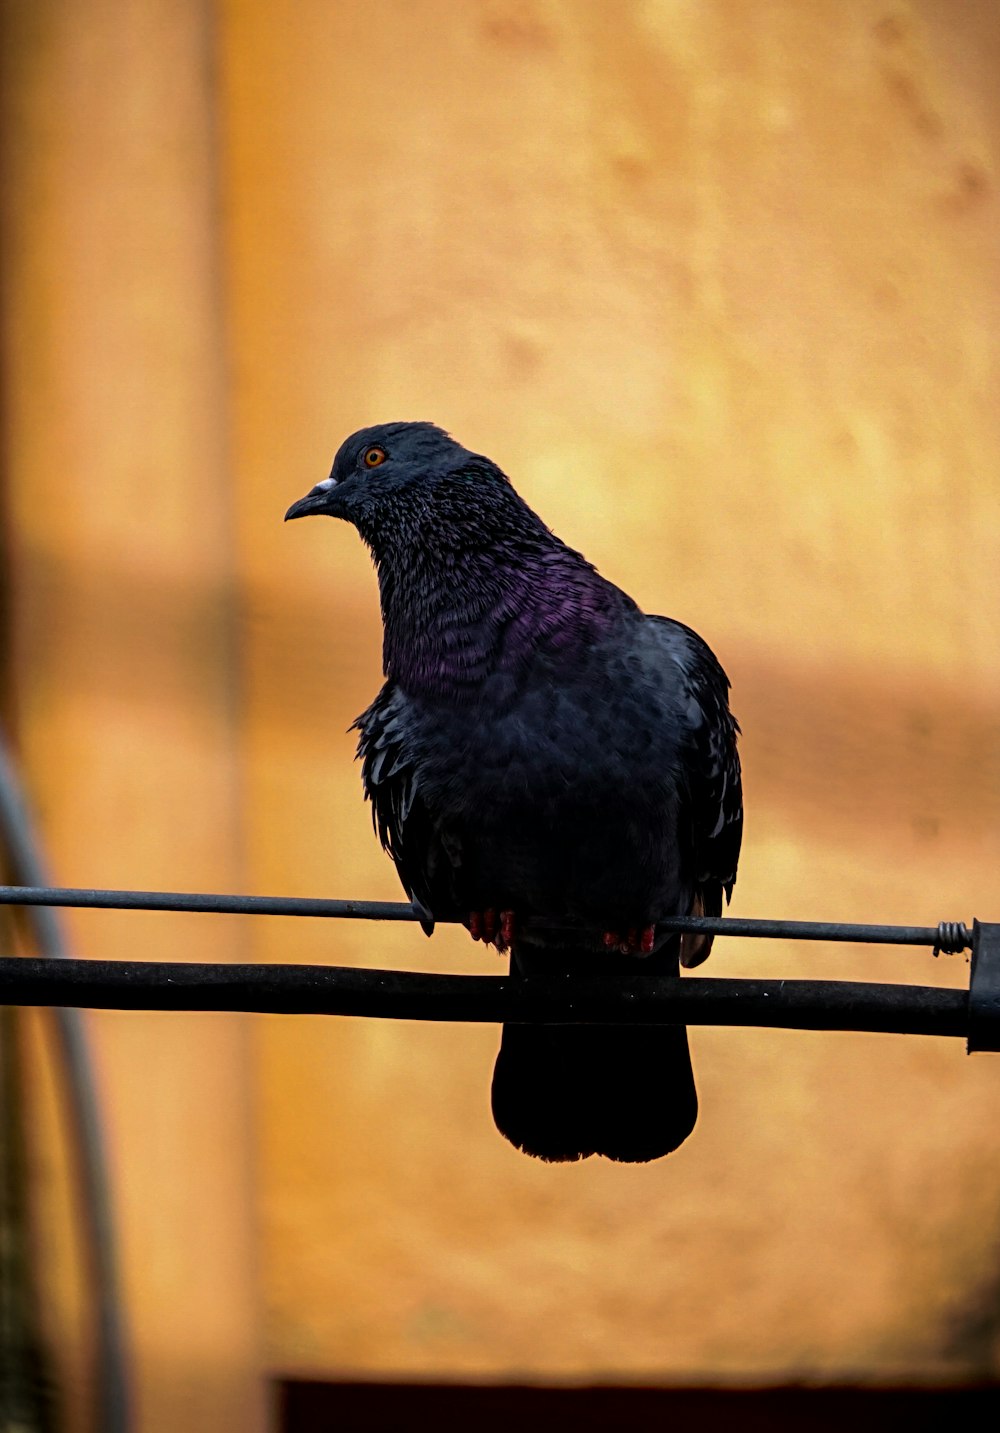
[
  {"xmin": 0, "ymin": 740, "xmax": 130, "ymax": 1433},
  {"xmin": 0, "ymin": 885, "xmax": 415, "ymax": 923},
  {"xmin": 0, "ymin": 957, "xmax": 970, "ymax": 1038},
  {"xmin": 0, "ymin": 885, "xmax": 974, "ymax": 952}
]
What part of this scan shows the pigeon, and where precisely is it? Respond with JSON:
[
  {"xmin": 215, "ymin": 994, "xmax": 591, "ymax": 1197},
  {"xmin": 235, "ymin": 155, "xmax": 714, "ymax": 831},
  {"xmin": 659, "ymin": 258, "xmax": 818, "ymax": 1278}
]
[{"xmin": 285, "ymin": 421, "xmax": 742, "ymax": 1162}]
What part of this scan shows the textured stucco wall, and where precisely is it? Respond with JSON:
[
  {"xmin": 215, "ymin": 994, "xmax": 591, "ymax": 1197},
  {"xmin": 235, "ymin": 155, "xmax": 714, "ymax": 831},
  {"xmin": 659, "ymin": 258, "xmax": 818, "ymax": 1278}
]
[
  {"xmin": 0, "ymin": 2, "xmax": 264, "ymax": 1430},
  {"xmin": 221, "ymin": 0, "xmax": 1000, "ymax": 1382}
]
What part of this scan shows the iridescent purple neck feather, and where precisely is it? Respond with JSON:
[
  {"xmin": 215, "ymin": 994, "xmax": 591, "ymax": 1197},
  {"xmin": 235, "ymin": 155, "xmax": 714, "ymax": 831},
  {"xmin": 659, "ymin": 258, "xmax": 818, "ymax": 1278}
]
[{"xmin": 366, "ymin": 466, "xmax": 631, "ymax": 699}]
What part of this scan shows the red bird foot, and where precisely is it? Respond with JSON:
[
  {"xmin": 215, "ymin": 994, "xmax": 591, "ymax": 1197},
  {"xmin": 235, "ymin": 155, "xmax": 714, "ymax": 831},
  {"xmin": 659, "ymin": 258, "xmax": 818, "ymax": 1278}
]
[
  {"xmin": 603, "ymin": 925, "xmax": 656, "ymax": 956},
  {"xmin": 468, "ymin": 909, "xmax": 516, "ymax": 952}
]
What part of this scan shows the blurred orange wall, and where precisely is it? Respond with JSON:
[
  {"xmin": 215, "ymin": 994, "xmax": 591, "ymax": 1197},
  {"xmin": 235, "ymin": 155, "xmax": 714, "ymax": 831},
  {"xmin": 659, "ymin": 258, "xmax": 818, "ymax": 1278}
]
[
  {"xmin": 2, "ymin": 0, "xmax": 1000, "ymax": 1425},
  {"xmin": 0, "ymin": 2, "xmax": 265, "ymax": 1430},
  {"xmin": 221, "ymin": 0, "xmax": 1000, "ymax": 1384}
]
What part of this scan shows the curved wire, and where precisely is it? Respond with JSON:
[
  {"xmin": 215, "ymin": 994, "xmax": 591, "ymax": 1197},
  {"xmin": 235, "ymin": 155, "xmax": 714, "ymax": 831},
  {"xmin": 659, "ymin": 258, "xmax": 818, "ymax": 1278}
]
[{"xmin": 0, "ymin": 734, "xmax": 130, "ymax": 1433}]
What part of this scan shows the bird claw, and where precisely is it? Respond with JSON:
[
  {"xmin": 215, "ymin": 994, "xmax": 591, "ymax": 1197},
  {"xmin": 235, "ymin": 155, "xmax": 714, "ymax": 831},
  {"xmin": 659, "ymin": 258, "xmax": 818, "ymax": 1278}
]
[
  {"xmin": 468, "ymin": 909, "xmax": 516, "ymax": 953},
  {"xmin": 602, "ymin": 924, "xmax": 656, "ymax": 956}
]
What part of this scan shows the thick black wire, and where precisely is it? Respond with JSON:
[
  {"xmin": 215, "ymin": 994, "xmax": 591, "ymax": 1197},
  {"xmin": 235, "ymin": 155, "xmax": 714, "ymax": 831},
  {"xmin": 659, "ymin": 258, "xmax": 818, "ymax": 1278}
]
[
  {"xmin": 0, "ymin": 742, "xmax": 130, "ymax": 1433},
  {"xmin": 0, "ymin": 885, "xmax": 974, "ymax": 951},
  {"xmin": 0, "ymin": 957, "xmax": 970, "ymax": 1038}
]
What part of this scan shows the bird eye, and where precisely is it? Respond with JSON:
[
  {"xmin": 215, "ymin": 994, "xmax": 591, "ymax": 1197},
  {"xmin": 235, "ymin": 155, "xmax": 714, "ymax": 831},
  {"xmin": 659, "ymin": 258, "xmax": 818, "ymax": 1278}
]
[{"xmin": 363, "ymin": 446, "xmax": 387, "ymax": 469}]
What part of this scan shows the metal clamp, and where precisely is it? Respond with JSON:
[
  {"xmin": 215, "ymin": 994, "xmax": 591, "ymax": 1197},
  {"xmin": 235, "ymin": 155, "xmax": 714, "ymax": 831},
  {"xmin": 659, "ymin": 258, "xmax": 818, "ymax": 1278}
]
[{"xmin": 967, "ymin": 921, "xmax": 1000, "ymax": 1053}]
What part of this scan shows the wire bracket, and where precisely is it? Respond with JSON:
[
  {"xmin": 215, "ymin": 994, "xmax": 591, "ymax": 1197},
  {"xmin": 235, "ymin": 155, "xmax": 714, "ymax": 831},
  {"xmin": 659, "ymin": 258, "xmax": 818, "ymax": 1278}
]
[{"xmin": 967, "ymin": 921, "xmax": 1000, "ymax": 1054}]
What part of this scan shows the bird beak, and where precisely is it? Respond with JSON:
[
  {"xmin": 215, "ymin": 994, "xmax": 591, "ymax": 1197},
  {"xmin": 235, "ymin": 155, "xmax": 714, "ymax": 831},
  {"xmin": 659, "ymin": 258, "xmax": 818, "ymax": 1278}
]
[{"xmin": 284, "ymin": 477, "xmax": 337, "ymax": 522}]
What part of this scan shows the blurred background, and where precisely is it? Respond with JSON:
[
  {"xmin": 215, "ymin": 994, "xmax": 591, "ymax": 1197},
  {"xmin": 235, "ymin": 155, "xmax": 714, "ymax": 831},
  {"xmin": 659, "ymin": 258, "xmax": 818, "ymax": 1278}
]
[{"xmin": 1, "ymin": 1, "xmax": 1000, "ymax": 1430}]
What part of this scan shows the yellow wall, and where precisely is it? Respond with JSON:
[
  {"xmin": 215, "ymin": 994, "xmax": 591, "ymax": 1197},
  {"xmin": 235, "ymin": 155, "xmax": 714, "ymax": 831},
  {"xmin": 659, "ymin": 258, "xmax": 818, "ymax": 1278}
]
[
  {"xmin": 0, "ymin": 2, "xmax": 264, "ymax": 1429},
  {"xmin": 2, "ymin": 0, "xmax": 1000, "ymax": 1424}
]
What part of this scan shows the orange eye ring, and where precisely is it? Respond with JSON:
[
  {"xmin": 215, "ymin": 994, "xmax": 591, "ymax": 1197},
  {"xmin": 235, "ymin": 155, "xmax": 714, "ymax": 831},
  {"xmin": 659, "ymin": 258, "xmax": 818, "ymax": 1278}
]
[{"xmin": 363, "ymin": 446, "xmax": 387, "ymax": 469}]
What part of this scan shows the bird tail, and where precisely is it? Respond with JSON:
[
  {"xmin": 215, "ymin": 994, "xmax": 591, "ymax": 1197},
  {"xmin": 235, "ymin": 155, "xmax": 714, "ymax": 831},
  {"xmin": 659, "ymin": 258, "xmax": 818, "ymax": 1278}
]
[{"xmin": 490, "ymin": 945, "xmax": 697, "ymax": 1163}]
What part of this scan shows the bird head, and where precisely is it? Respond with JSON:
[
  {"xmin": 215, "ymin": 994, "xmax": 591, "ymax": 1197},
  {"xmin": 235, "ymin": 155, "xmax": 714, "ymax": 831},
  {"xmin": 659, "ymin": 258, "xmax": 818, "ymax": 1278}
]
[{"xmin": 284, "ymin": 421, "xmax": 478, "ymax": 535}]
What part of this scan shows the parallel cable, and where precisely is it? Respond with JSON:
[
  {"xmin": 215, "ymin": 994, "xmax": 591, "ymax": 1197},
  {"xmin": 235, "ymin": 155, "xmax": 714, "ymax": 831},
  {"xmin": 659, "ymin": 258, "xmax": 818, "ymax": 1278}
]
[
  {"xmin": 0, "ymin": 957, "xmax": 970, "ymax": 1038},
  {"xmin": 0, "ymin": 886, "xmax": 973, "ymax": 952}
]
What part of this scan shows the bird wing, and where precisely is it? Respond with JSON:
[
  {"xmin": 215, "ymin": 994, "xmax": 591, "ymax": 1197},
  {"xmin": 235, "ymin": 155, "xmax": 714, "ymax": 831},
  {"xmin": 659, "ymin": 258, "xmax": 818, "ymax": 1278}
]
[
  {"xmin": 648, "ymin": 617, "xmax": 743, "ymax": 966},
  {"xmin": 351, "ymin": 683, "xmax": 455, "ymax": 933}
]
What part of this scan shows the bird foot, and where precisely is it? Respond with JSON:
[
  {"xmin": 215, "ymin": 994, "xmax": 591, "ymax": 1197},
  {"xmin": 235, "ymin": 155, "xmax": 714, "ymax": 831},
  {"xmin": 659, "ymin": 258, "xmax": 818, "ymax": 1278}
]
[
  {"xmin": 468, "ymin": 908, "xmax": 516, "ymax": 953},
  {"xmin": 603, "ymin": 925, "xmax": 656, "ymax": 956}
]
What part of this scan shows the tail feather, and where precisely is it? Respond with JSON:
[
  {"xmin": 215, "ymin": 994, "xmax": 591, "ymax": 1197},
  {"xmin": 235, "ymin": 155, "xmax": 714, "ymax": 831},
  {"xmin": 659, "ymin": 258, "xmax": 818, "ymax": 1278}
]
[
  {"xmin": 490, "ymin": 939, "xmax": 697, "ymax": 1162},
  {"xmin": 491, "ymin": 1020, "xmax": 697, "ymax": 1162}
]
